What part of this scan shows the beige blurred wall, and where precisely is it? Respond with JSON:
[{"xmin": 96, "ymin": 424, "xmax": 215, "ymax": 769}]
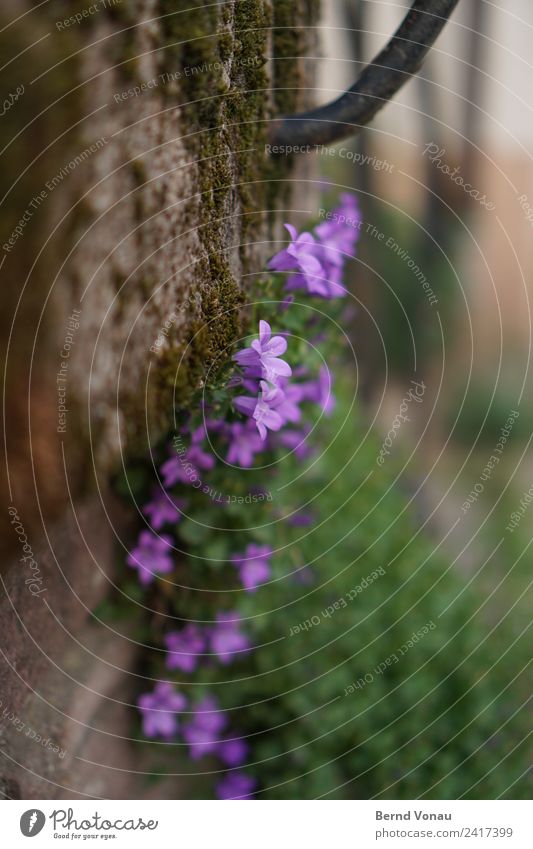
[{"xmin": 318, "ymin": 1, "xmax": 533, "ymax": 369}]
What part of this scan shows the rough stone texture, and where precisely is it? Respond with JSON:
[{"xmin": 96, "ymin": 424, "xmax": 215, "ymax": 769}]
[
  {"xmin": 0, "ymin": 0, "xmax": 320, "ymax": 798},
  {"xmin": 0, "ymin": 498, "xmax": 125, "ymax": 797}
]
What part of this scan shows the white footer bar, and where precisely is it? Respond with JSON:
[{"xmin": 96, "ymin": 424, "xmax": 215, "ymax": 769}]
[{"xmin": 3, "ymin": 799, "xmax": 532, "ymax": 848}]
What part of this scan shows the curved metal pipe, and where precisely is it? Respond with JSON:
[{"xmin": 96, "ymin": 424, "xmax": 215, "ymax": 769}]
[{"xmin": 268, "ymin": 0, "xmax": 460, "ymax": 151}]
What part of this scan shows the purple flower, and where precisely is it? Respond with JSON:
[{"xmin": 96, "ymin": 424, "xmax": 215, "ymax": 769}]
[
  {"xmin": 275, "ymin": 426, "xmax": 313, "ymax": 459},
  {"xmin": 192, "ymin": 696, "xmax": 227, "ymax": 732},
  {"xmin": 269, "ymin": 197, "xmax": 360, "ymax": 299},
  {"xmin": 235, "ymin": 381, "xmax": 285, "ymax": 441},
  {"xmin": 281, "ymin": 244, "xmax": 346, "ymax": 298},
  {"xmin": 137, "ymin": 682, "xmax": 187, "ymax": 739},
  {"xmin": 231, "ymin": 543, "xmax": 272, "ymax": 592},
  {"xmin": 310, "ymin": 194, "xmax": 361, "ymax": 298},
  {"xmin": 160, "ymin": 437, "xmax": 215, "ymax": 488},
  {"xmin": 233, "ymin": 320, "xmax": 291, "ymax": 385},
  {"xmin": 284, "ymin": 264, "xmax": 340, "ymax": 299},
  {"xmin": 270, "ymin": 379, "xmax": 304, "ymax": 424},
  {"xmin": 188, "ymin": 444, "xmax": 215, "ymax": 471},
  {"xmin": 165, "ymin": 625, "xmax": 206, "ymax": 673},
  {"xmin": 190, "ymin": 423, "xmax": 207, "ymax": 444},
  {"xmin": 242, "ymin": 377, "xmax": 260, "ymax": 394},
  {"xmin": 232, "ymin": 321, "xmax": 298, "ymax": 439},
  {"xmin": 182, "ymin": 695, "xmax": 228, "ymax": 760},
  {"xmin": 316, "ymin": 366, "xmax": 335, "ymax": 415},
  {"xmin": 143, "ymin": 490, "xmax": 186, "ymax": 530},
  {"xmin": 217, "ymin": 736, "xmax": 249, "ymax": 767},
  {"xmin": 300, "ymin": 366, "xmax": 335, "ymax": 415},
  {"xmin": 209, "ymin": 612, "xmax": 252, "ymax": 664},
  {"xmin": 189, "ymin": 422, "xmax": 221, "ymax": 462},
  {"xmin": 126, "ymin": 530, "xmax": 174, "ymax": 585},
  {"xmin": 253, "ymin": 382, "xmax": 286, "ymax": 440},
  {"xmin": 160, "ymin": 451, "xmax": 198, "ymax": 489},
  {"xmin": 160, "ymin": 457, "xmax": 187, "ymax": 489},
  {"xmin": 270, "ymin": 223, "xmax": 334, "ymax": 298},
  {"xmin": 268, "ymin": 223, "xmax": 324, "ymax": 286},
  {"xmin": 226, "ymin": 421, "xmax": 264, "ymax": 467},
  {"xmin": 314, "ymin": 193, "xmax": 361, "ymax": 265},
  {"xmin": 183, "ymin": 725, "xmax": 220, "ymax": 760},
  {"xmin": 216, "ymin": 771, "xmax": 257, "ymax": 800},
  {"xmin": 287, "ymin": 510, "xmax": 315, "ymax": 527}
]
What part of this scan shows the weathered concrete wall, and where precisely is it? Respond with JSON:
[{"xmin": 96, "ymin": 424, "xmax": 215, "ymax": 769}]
[{"xmin": 0, "ymin": 0, "xmax": 319, "ymax": 798}]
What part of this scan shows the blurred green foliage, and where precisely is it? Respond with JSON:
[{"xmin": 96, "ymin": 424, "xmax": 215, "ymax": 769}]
[
  {"xmin": 359, "ymin": 204, "xmax": 461, "ymax": 378},
  {"xmin": 109, "ymin": 222, "xmax": 530, "ymax": 799},
  {"xmin": 114, "ymin": 369, "xmax": 530, "ymax": 799},
  {"xmin": 446, "ymin": 376, "xmax": 531, "ymax": 445},
  {"xmin": 195, "ymin": 391, "xmax": 530, "ymax": 798}
]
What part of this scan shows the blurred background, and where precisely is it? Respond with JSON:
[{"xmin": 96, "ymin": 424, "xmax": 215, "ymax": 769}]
[{"xmin": 319, "ymin": 0, "xmax": 533, "ymax": 628}]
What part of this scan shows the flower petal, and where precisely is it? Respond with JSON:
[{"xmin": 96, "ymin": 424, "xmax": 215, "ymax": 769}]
[
  {"xmin": 266, "ymin": 335, "xmax": 287, "ymax": 356},
  {"xmin": 284, "ymin": 222, "xmax": 298, "ymax": 241},
  {"xmin": 258, "ymin": 320, "xmax": 271, "ymax": 343},
  {"xmin": 234, "ymin": 396, "xmax": 257, "ymax": 416}
]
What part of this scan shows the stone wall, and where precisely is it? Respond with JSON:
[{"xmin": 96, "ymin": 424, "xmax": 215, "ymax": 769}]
[{"xmin": 0, "ymin": 0, "xmax": 319, "ymax": 798}]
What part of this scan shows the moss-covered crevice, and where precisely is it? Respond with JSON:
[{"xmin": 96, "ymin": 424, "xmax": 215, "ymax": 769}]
[
  {"xmin": 154, "ymin": 0, "xmax": 273, "ymax": 410},
  {"xmin": 24, "ymin": 1, "xmax": 320, "ymax": 466},
  {"xmin": 227, "ymin": 0, "xmax": 271, "ymax": 250},
  {"xmin": 271, "ymin": 0, "xmax": 307, "ymax": 117},
  {"xmin": 114, "ymin": 1, "xmax": 320, "ymax": 437},
  {"xmin": 266, "ymin": 0, "xmax": 321, "ymax": 215}
]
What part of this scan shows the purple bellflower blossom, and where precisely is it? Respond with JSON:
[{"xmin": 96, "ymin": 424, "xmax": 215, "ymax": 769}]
[
  {"xmin": 271, "ymin": 378, "xmax": 304, "ymax": 424},
  {"xmin": 232, "ymin": 321, "xmax": 297, "ymax": 441},
  {"xmin": 137, "ymin": 682, "xmax": 187, "ymax": 739},
  {"xmin": 314, "ymin": 193, "xmax": 361, "ymax": 264},
  {"xmin": 275, "ymin": 425, "xmax": 313, "ymax": 460},
  {"xmin": 143, "ymin": 490, "xmax": 186, "ymax": 530},
  {"xmin": 209, "ymin": 611, "xmax": 252, "ymax": 664},
  {"xmin": 131, "ymin": 196, "xmax": 358, "ymax": 797},
  {"xmin": 160, "ymin": 429, "xmax": 215, "ymax": 489},
  {"xmin": 216, "ymin": 771, "xmax": 257, "ymax": 800},
  {"xmin": 231, "ymin": 543, "xmax": 272, "ymax": 592},
  {"xmin": 281, "ymin": 243, "xmax": 345, "ymax": 299},
  {"xmin": 191, "ymin": 420, "xmax": 224, "ymax": 449},
  {"xmin": 182, "ymin": 695, "xmax": 228, "ymax": 760},
  {"xmin": 126, "ymin": 531, "xmax": 174, "ymax": 585},
  {"xmin": 268, "ymin": 224, "xmax": 325, "ymax": 294},
  {"xmin": 165, "ymin": 624, "xmax": 206, "ymax": 673},
  {"xmin": 315, "ymin": 366, "xmax": 335, "ymax": 415},
  {"xmin": 269, "ymin": 223, "xmax": 333, "ymax": 298},
  {"xmin": 300, "ymin": 366, "xmax": 335, "ymax": 416},
  {"xmin": 225, "ymin": 421, "xmax": 264, "ymax": 467},
  {"xmin": 217, "ymin": 736, "xmax": 249, "ymax": 767},
  {"xmin": 188, "ymin": 443, "xmax": 216, "ymax": 472},
  {"xmin": 233, "ymin": 320, "xmax": 291, "ymax": 385},
  {"xmin": 190, "ymin": 696, "xmax": 227, "ymax": 732},
  {"xmin": 252, "ymin": 382, "xmax": 286, "ymax": 440},
  {"xmin": 286, "ymin": 509, "xmax": 315, "ymax": 527},
  {"xmin": 269, "ymin": 194, "xmax": 360, "ymax": 299},
  {"xmin": 160, "ymin": 453, "xmax": 191, "ymax": 488},
  {"xmin": 234, "ymin": 381, "xmax": 285, "ymax": 441}
]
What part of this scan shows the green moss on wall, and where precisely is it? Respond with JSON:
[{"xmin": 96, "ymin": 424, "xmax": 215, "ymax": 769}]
[
  {"xmin": 154, "ymin": 0, "xmax": 273, "ymax": 410},
  {"xmin": 122, "ymin": 0, "xmax": 320, "ymax": 446},
  {"xmin": 265, "ymin": 0, "xmax": 320, "ymax": 215}
]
